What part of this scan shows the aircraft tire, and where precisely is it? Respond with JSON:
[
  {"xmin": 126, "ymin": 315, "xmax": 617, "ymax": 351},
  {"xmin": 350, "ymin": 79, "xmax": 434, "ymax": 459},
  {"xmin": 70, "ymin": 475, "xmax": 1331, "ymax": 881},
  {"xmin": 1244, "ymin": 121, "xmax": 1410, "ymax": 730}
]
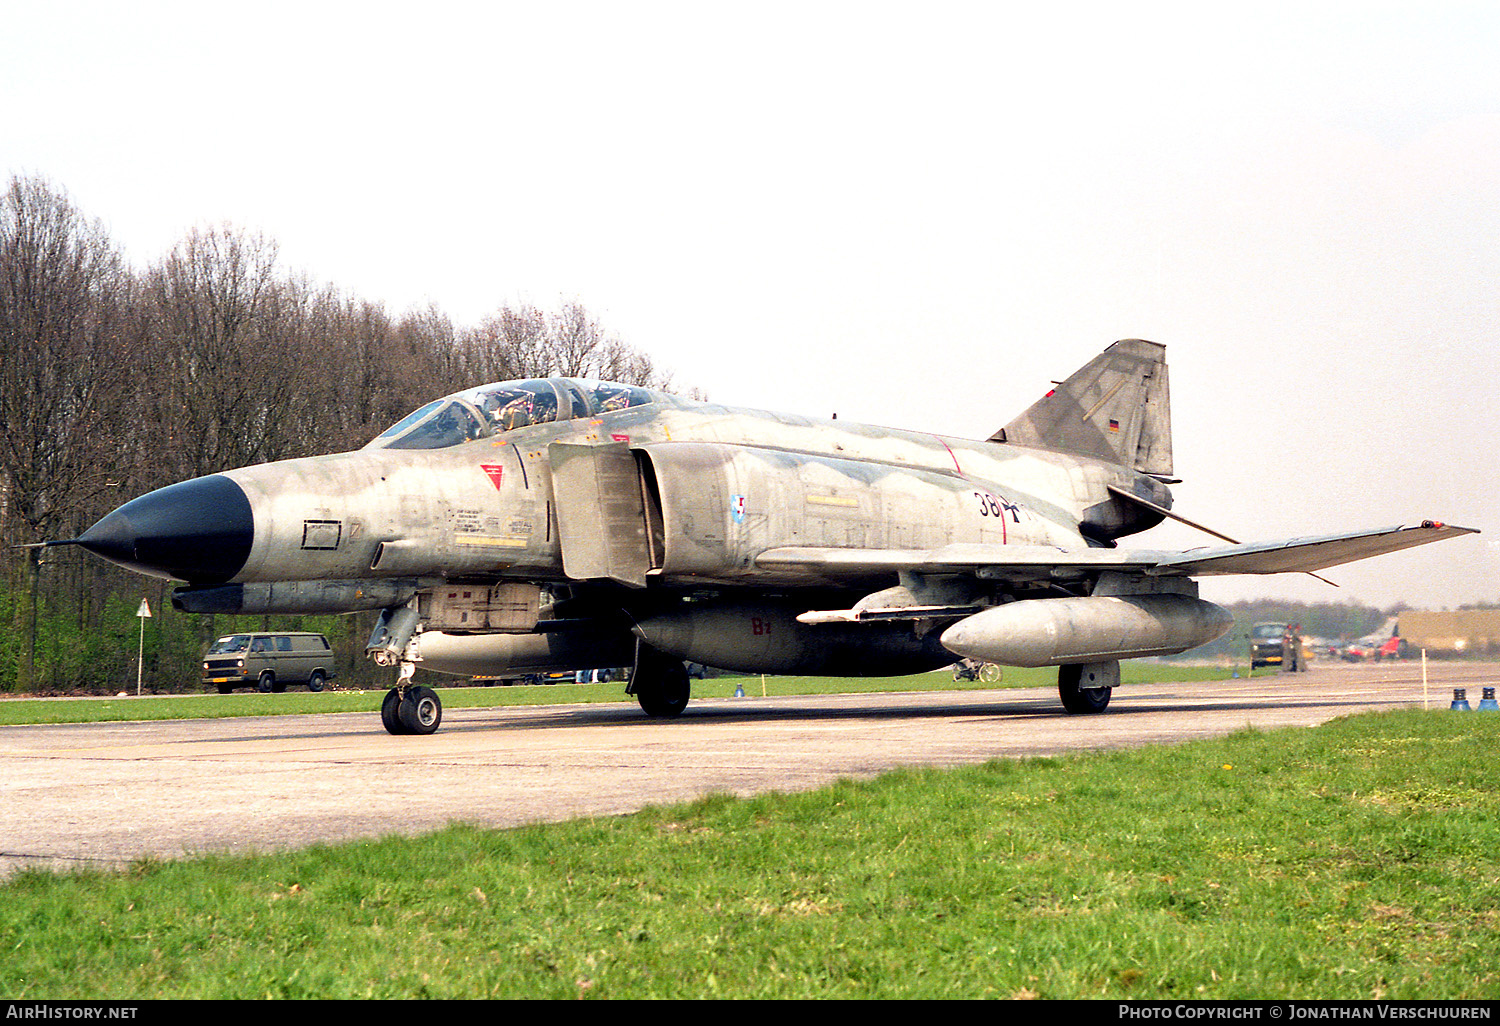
[
  {"xmin": 1058, "ymin": 665, "xmax": 1112, "ymax": 714},
  {"xmin": 381, "ymin": 688, "xmax": 409, "ymax": 735},
  {"xmin": 634, "ymin": 649, "xmax": 690, "ymax": 719},
  {"xmin": 398, "ymin": 686, "xmax": 443, "ymax": 735}
]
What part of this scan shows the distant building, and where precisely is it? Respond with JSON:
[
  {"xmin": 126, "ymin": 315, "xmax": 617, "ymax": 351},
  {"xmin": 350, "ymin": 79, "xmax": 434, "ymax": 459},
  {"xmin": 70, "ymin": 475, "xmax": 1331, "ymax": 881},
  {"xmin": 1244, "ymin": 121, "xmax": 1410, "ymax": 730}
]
[{"xmin": 1397, "ymin": 611, "xmax": 1500, "ymax": 657}]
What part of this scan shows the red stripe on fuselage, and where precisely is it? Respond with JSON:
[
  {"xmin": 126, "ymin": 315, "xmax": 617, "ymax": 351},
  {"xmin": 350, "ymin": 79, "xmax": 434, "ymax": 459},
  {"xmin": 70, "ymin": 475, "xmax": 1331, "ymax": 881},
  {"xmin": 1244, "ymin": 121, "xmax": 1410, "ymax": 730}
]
[{"xmin": 936, "ymin": 436, "xmax": 963, "ymax": 475}]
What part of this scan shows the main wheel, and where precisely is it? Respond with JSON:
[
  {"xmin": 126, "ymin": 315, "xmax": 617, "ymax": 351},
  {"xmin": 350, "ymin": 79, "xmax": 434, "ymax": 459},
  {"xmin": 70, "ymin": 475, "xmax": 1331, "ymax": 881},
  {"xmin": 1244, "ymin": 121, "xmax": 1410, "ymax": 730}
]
[
  {"xmin": 1058, "ymin": 664, "xmax": 1112, "ymax": 714},
  {"xmin": 398, "ymin": 686, "xmax": 443, "ymax": 735},
  {"xmin": 979, "ymin": 662, "xmax": 1001, "ymax": 683},
  {"xmin": 381, "ymin": 688, "xmax": 408, "ymax": 735},
  {"xmin": 633, "ymin": 648, "xmax": 691, "ymax": 719}
]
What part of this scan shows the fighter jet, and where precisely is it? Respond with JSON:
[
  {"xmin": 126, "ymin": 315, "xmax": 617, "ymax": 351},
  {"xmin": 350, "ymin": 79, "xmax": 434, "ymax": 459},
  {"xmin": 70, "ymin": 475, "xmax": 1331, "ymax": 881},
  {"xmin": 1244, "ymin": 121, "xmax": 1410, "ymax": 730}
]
[{"xmin": 58, "ymin": 340, "xmax": 1475, "ymax": 734}]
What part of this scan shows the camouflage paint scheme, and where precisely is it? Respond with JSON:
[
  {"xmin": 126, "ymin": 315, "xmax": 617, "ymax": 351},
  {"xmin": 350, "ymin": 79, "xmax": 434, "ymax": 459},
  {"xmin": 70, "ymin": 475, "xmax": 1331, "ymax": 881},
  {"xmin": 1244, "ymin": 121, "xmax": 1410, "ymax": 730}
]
[{"xmin": 70, "ymin": 340, "xmax": 1476, "ymax": 733}]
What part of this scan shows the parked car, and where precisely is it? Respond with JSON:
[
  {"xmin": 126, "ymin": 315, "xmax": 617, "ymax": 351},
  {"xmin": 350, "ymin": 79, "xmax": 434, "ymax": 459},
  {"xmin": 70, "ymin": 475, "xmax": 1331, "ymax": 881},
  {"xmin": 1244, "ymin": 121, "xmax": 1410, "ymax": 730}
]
[
  {"xmin": 1250, "ymin": 622, "xmax": 1289, "ymax": 669},
  {"xmin": 202, "ymin": 632, "xmax": 337, "ymax": 693}
]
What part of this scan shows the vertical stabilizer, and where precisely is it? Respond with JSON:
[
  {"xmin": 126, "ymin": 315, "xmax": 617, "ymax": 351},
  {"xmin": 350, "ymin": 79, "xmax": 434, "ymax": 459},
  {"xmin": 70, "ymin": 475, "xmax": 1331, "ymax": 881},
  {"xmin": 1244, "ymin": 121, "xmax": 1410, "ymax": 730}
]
[{"xmin": 991, "ymin": 339, "xmax": 1172, "ymax": 476}]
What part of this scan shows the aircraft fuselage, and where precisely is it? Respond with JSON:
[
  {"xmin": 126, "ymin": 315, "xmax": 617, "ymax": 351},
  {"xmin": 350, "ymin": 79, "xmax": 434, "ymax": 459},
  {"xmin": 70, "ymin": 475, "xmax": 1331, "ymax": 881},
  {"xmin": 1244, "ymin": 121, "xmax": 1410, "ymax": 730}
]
[{"xmin": 157, "ymin": 395, "xmax": 1169, "ymax": 594}]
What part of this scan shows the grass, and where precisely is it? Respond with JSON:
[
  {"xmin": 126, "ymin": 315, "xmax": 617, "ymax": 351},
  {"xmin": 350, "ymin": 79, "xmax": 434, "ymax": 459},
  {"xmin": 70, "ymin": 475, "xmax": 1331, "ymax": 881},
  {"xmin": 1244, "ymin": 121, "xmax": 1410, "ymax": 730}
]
[
  {"xmin": 3, "ymin": 709, "xmax": 1498, "ymax": 999},
  {"xmin": 0, "ymin": 662, "xmax": 1241, "ymax": 726}
]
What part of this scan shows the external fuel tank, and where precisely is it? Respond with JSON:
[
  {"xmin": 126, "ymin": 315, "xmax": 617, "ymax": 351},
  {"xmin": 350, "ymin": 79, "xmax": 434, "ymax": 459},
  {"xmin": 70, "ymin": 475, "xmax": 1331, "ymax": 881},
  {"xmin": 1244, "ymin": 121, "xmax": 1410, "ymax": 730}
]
[{"xmin": 939, "ymin": 594, "xmax": 1232, "ymax": 667}]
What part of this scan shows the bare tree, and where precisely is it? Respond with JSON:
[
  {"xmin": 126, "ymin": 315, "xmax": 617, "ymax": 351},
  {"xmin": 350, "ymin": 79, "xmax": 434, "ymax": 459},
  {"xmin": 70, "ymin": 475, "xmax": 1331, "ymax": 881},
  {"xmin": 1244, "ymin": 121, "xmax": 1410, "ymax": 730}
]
[
  {"xmin": 301, "ymin": 292, "xmax": 393, "ymax": 452},
  {"xmin": 395, "ymin": 303, "xmax": 464, "ymax": 395},
  {"xmin": 140, "ymin": 225, "xmax": 287, "ymax": 478},
  {"xmin": 0, "ymin": 174, "xmax": 131, "ymax": 690},
  {"xmin": 546, "ymin": 300, "xmax": 605, "ymax": 379},
  {"xmin": 0, "ymin": 174, "xmax": 129, "ymax": 544},
  {"xmin": 459, "ymin": 303, "xmax": 548, "ymax": 383},
  {"xmin": 457, "ymin": 299, "xmax": 675, "ymax": 389}
]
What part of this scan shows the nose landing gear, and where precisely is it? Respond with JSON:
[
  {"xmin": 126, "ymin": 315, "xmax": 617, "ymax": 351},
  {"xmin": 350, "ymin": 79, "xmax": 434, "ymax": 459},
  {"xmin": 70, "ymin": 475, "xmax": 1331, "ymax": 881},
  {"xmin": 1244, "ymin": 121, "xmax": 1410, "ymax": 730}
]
[
  {"xmin": 381, "ymin": 683, "xmax": 443, "ymax": 735},
  {"xmin": 369, "ymin": 602, "xmax": 442, "ymax": 735}
]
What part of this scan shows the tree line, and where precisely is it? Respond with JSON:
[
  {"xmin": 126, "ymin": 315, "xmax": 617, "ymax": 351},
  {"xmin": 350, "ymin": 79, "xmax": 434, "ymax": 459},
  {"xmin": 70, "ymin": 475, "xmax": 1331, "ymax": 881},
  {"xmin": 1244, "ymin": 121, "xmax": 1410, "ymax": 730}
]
[{"xmin": 0, "ymin": 173, "xmax": 677, "ymax": 692}]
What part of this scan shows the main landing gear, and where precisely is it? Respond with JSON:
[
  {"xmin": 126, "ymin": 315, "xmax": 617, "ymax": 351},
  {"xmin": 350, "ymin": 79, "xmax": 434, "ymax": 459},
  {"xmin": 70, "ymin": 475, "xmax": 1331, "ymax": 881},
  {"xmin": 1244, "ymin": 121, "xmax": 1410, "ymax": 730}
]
[
  {"xmin": 628, "ymin": 643, "xmax": 691, "ymax": 719},
  {"xmin": 1058, "ymin": 660, "xmax": 1119, "ymax": 714}
]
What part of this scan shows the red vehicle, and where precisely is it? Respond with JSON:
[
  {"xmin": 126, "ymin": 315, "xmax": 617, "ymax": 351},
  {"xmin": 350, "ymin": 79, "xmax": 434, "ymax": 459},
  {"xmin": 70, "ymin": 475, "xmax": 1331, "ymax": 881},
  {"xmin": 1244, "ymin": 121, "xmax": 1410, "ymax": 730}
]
[{"xmin": 1375, "ymin": 636, "xmax": 1408, "ymax": 661}]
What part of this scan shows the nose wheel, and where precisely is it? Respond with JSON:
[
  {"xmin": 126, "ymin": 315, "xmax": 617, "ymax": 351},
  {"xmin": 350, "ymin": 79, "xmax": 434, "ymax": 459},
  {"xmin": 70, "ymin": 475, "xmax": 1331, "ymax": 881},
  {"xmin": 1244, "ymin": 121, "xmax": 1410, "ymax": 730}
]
[
  {"xmin": 370, "ymin": 615, "xmax": 441, "ymax": 735},
  {"xmin": 381, "ymin": 685, "xmax": 443, "ymax": 735}
]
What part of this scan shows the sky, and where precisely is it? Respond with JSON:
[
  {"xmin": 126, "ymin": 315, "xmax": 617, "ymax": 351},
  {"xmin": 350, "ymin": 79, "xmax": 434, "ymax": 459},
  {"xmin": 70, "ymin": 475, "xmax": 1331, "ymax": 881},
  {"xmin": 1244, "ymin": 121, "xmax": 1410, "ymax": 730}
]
[{"xmin": 4, "ymin": 0, "xmax": 1498, "ymax": 612}]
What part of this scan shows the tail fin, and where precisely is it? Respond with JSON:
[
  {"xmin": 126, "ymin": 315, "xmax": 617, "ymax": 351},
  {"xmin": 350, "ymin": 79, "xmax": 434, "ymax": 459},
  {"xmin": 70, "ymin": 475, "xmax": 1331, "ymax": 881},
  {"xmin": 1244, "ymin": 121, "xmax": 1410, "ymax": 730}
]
[{"xmin": 990, "ymin": 338, "xmax": 1173, "ymax": 477}]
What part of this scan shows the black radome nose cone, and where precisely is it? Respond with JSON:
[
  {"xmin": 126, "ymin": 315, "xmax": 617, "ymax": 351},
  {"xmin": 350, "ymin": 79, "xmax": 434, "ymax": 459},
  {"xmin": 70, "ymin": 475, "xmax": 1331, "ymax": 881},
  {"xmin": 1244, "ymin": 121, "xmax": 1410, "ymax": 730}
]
[{"xmin": 77, "ymin": 475, "xmax": 253, "ymax": 584}]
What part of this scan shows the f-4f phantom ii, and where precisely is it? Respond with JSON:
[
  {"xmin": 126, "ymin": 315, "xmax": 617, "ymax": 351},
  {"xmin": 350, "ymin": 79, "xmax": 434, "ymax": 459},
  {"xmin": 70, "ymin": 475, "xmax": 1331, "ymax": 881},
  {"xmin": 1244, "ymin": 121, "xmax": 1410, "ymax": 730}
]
[{"xmin": 62, "ymin": 340, "xmax": 1476, "ymax": 734}]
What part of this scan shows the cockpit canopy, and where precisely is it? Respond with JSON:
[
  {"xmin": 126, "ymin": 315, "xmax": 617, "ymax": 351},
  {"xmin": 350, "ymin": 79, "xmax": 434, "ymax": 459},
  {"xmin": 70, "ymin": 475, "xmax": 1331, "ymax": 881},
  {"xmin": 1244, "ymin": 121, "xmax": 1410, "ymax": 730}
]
[{"xmin": 366, "ymin": 378, "xmax": 662, "ymax": 450}]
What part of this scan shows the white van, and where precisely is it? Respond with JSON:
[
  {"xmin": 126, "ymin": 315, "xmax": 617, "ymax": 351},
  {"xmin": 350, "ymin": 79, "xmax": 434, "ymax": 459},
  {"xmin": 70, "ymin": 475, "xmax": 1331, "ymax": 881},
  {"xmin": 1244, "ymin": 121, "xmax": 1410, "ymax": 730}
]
[{"xmin": 202, "ymin": 632, "xmax": 337, "ymax": 693}]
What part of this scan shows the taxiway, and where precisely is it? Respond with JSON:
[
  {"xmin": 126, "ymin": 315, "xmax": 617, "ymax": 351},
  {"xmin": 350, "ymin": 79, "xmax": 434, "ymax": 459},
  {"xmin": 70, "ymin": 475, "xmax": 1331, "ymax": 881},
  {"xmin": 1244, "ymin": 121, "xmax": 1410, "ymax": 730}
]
[{"xmin": 1, "ymin": 661, "xmax": 1493, "ymax": 877}]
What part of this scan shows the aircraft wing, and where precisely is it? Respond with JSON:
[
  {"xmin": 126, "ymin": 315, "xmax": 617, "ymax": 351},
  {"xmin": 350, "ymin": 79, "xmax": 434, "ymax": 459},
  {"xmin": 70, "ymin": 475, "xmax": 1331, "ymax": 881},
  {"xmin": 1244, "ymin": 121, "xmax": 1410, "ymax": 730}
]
[
  {"xmin": 754, "ymin": 543, "xmax": 1154, "ymax": 583},
  {"xmin": 1152, "ymin": 521, "xmax": 1478, "ymax": 576},
  {"xmin": 755, "ymin": 521, "xmax": 1477, "ymax": 584}
]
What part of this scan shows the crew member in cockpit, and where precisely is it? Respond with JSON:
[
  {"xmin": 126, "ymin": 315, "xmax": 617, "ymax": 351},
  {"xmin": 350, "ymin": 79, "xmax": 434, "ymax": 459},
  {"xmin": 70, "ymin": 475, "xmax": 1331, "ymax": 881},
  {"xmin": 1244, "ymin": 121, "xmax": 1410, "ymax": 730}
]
[{"xmin": 495, "ymin": 394, "xmax": 534, "ymax": 432}]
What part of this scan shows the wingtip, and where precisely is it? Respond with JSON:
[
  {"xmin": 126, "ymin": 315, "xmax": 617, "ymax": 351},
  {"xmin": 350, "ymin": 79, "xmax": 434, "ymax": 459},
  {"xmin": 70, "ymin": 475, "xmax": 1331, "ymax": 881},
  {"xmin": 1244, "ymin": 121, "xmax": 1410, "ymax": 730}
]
[{"xmin": 1417, "ymin": 521, "xmax": 1480, "ymax": 535}]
